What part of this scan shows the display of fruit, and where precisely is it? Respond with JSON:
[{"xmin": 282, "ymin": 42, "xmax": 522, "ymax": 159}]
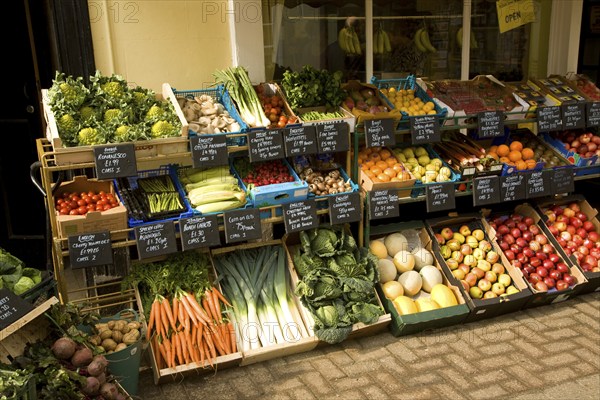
[
  {"xmin": 344, "ymin": 87, "xmax": 389, "ymax": 114},
  {"xmin": 542, "ymin": 202, "xmax": 600, "ymax": 273},
  {"xmin": 392, "ymin": 146, "xmax": 452, "ymax": 183},
  {"xmin": 488, "ymin": 211, "xmax": 578, "ymax": 292},
  {"xmin": 434, "ymin": 131, "xmax": 499, "ymax": 173},
  {"xmin": 550, "ymin": 131, "xmax": 600, "ymax": 159},
  {"xmin": 487, "ymin": 135, "xmax": 564, "ymax": 170},
  {"xmin": 255, "ymin": 85, "xmax": 298, "ymax": 129},
  {"xmin": 573, "ymin": 75, "xmax": 600, "ymax": 100},
  {"xmin": 370, "ymin": 230, "xmax": 460, "ymax": 316},
  {"xmin": 358, "ymin": 146, "xmax": 413, "ymax": 183},
  {"xmin": 378, "ymin": 87, "xmax": 437, "ymax": 116},
  {"xmin": 55, "ymin": 190, "xmax": 120, "ymax": 216},
  {"xmin": 89, "ymin": 319, "xmax": 142, "ymax": 354},
  {"xmin": 234, "ymin": 158, "xmax": 295, "ymax": 187},
  {"xmin": 373, "ymin": 27, "xmax": 392, "ymax": 55},
  {"xmin": 436, "ymin": 224, "xmax": 519, "ymax": 299}
]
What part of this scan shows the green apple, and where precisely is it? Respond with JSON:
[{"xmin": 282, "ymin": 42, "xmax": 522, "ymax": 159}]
[
  {"xmin": 469, "ymin": 286, "xmax": 483, "ymax": 299},
  {"xmin": 491, "ymin": 282, "xmax": 505, "ymax": 296},
  {"xmin": 498, "ymin": 273, "xmax": 512, "ymax": 287},
  {"xmin": 477, "ymin": 278, "xmax": 492, "ymax": 292}
]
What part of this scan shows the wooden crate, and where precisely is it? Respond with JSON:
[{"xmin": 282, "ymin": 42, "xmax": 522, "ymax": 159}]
[
  {"xmin": 0, "ymin": 297, "xmax": 58, "ymax": 363},
  {"xmin": 211, "ymin": 239, "xmax": 318, "ymax": 367}
]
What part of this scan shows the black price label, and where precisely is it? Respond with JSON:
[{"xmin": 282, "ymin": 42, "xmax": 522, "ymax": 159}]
[
  {"xmin": 369, "ymin": 190, "xmax": 399, "ymax": 220},
  {"xmin": 282, "ymin": 200, "xmax": 319, "ymax": 233},
  {"xmin": 525, "ymin": 170, "xmax": 552, "ymax": 199},
  {"xmin": 0, "ymin": 289, "xmax": 34, "ymax": 330},
  {"xmin": 537, "ymin": 106, "xmax": 563, "ymax": 132},
  {"xmin": 410, "ymin": 115, "xmax": 441, "ymax": 144},
  {"xmin": 552, "ymin": 167, "xmax": 575, "ymax": 194},
  {"xmin": 365, "ymin": 119, "xmax": 395, "ymax": 148},
  {"xmin": 283, "ymin": 126, "xmax": 318, "ymax": 157},
  {"xmin": 94, "ymin": 143, "xmax": 137, "ymax": 180},
  {"xmin": 316, "ymin": 122, "xmax": 350, "ymax": 153},
  {"xmin": 248, "ymin": 130, "xmax": 284, "ymax": 162},
  {"xmin": 190, "ymin": 135, "xmax": 228, "ymax": 168},
  {"xmin": 562, "ymin": 103, "xmax": 586, "ymax": 129},
  {"xmin": 180, "ymin": 215, "xmax": 221, "ymax": 251},
  {"xmin": 500, "ymin": 174, "xmax": 526, "ymax": 202},
  {"xmin": 477, "ymin": 111, "xmax": 505, "ymax": 138},
  {"xmin": 425, "ymin": 182, "xmax": 456, "ymax": 213},
  {"xmin": 135, "ymin": 221, "xmax": 178, "ymax": 259},
  {"xmin": 586, "ymin": 102, "xmax": 600, "ymax": 127},
  {"xmin": 472, "ymin": 176, "xmax": 501, "ymax": 206},
  {"xmin": 68, "ymin": 231, "xmax": 113, "ymax": 269},
  {"xmin": 223, "ymin": 208, "xmax": 262, "ymax": 243},
  {"xmin": 329, "ymin": 192, "xmax": 361, "ymax": 225}
]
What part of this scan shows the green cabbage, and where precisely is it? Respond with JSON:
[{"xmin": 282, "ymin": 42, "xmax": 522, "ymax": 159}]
[{"xmin": 13, "ymin": 277, "xmax": 35, "ymax": 295}]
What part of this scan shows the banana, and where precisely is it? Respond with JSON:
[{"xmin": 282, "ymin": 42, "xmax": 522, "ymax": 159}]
[
  {"xmin": 338, "ymin": 27, "xmax": 350, "ymax": 53},
  {"xmin": 456, "ymin": 27, "xmax": 478, "ymax": 49},
  {"xmin": 342, "ymin": 27, "xmax": 356, "ymax": 54},
  {"xmin": 470, "ymin": 31, "xmax": 478, "ymax": 49},
  {"xmin": 373, "ymin": 31, "xmax": 380, "ymax": 54},
  {"xmin": 456, "ymin": 27, "xmax": 463, "ymax": 48},
  {"xmin": 383, "ymin": 30, "xmax": 392, "ymax": 53},
  {"xmin": 420, "ymin": 29, "xmax": 437, "ymax": 52},
  {"xmin": 378, "ymin": 29, "xmax": 385, "ymax": 54},
  {"xmin": 351, "ymin": 28, "xmax": 362, "ymax": 55},
  {"xmin": 414, "ymin": 27, "xmax": 427, "ymax": 53}
]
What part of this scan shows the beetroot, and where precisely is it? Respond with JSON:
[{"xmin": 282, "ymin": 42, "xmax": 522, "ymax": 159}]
[
  {"xmin": 87, "ymin": 359, "xmax": 106, "ymax": 377},
  {"xmin": 96, "ymin": 372, "xmax": 107, "ymax": 385},
  {"xmin": 82, "ymin": 376, "xmax": 100, "ymax": 396},
  {"xmin": 71, "ymin": 347, "xmax": 93, "ymax": 367},
  {"xmin": 100, "ymin": 382, "xmax": 119, "ymax": 400},
  {"xmin": 92, "ymin": 354, "xmax": 108, "ymax": 369},
  {"xmin": 52, "ymin": 337, "xmax": 77, "ymax": 360}
]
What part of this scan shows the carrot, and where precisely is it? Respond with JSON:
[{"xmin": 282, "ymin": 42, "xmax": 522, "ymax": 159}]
[
  {"xmin": 203, "ymin": 330, "xmax": 216, "ymax": 367},
  {"xmin": 204, "ymin": 289, "xmax": 220, "ymax": 323},
  {"xmin": 207, "ymin": 323, "xmax": 227, "ymax": 356},
  {"xmin": 158, "ymin": 298, "xmax": 169, "ymax": 335},
  {"xmin": 174, "ymin": 332, "xmax": 184, "ymax": 366},
  {"xmin": 202, "ymin": 339, "xmax": 212, "ymax": 368},
  {"xmin": 202, "ymin": 297, "xmax": 215, "ymax": 323},
  {"xmin": 197, "ymin": 324, "xmax": 205, "ymax": 367},
  {"xmin": 172, "ymin": 297, "xmax": 180, "ymax": 329},
  {"xmin": 228, "ymin": 321, "xmax": 237, "ymax": 353},
  {"xmin": 179, "ymin": 293, "xmax": 199, "ymax": 326},
  {"xmin": 186, "ymin": 328, "xmax": 198, "ymax": 365},
  {"xmin": 212, "ymin": 289, "xmax": 223, "ymax": 322},
  {"xmin": 219, "ymin": 323, "xmax": 231, "ymax": 355},
  {"xmin": 146, "ymin": 299, "xmax": 159, "ymax": 341},
  {"xmin": 212, "ymin": 287, "xmax": 232, "ymax": 307},
  {"xmin": 161, "ymin": 296, "xmax": 177, "ymax": 332},
  {"xmin": 185, "ymin": 292, "xmax": 212, "ymax": 325},
  {"xmin": 177, "ymin": 299, "xmax": 189, "ymax": 332},
  {"xmin": 170, "ymin": 336, "xmax": 176, "ymax": 368},
  {"xmin": 154, "ymin": 336, "xmax": 164, "ymax": 370},
  {"xmin": 181, "ymin": 331, "xmax": 191, "ymax": 365},
  {"xmin": 162, "ymin": 337, "xmax": 173, "ymax": 369}
]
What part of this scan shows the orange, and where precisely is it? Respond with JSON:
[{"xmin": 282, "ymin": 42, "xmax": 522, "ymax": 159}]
[
  {"xmin": 392, "ymin": 163, "xmax": 404, "ymax": 172},
  {"xmin": 488, "ymin": 145, "xmax": 498, "ymax": 154},
  {"xmin": 372, "ymin": 176, "xmax": 382, "ymax": 183},
  {"xmin": 370, "ymin": 167, "xmax": 383, "ymax": 176},
  {"xmin": 488, "ymin": 151, "xmax": 499, "ymax": 161},
  {"xmin": 525, "ymin": 159, "xmax": 537, "ymax": 169},
  {"xmin": 364, "ymin": 160, "xmax": 375, "ymax": 168},
  {"xmin": 390, "ymin": 177, "xmax": 401, "ymax": 182},
  {"xmin": 362, "ymin": 147, "xmax": 372, "ymax": 155},
  {"xmin": 509, "ymin": 141, "xmax": 523, "ymax": 152},
  {"xmin": 370, "ymin": 152, "xmax": 381, "ymax": 162},
  {"xmin": 380, "ymin": 149, "xmax": 392, "ymax": 160},
  {"xmin": 361, "ymin": 164, "xmax": 370, "ymax": 171},
  {"xmin": 508, "ymin": 150, "xmax": 522, "ymax": 163},
  {"xmin": 400, "ymin": 171, "xmax": 412, "ymax": 180},
  {"xmin": 386, "ymin": 157, "xmax": 398, "ymax": 166},
  {"xmin": 497, "ymin": 144, "xmax": 510, "ymax": 157},
  {"xmin": 521, "ymin": 147, "xmax": 534, "ymax": 160},
  {"xmin": 377, "ymin": 173, "xmax": 391, "ymax": 182},
  {"xmin": 376, "ymin": 160, "xmax": 389, "ymax": 170},
  {"xmin": 516, "ymin": 160, "xmax": 527, "ymax": 170},
  {"xmin": 384, "ymin": 167, "xmax": 397, "ymax": 178},
  {"xmin": 499, "ymin": 156, "xmax": 511, "ymax": 164}
]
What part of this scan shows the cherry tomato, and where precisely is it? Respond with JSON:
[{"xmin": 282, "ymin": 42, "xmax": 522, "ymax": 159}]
[
  {"xmin": 103, "ymin": 204, "xmax": 112, "ymax": 211},
  {"xmin": 78, "ymin": 206, "xmax": 87, "ymax": 214},
  {"xmin": 96, "ymin": 205, "xmax": 104, "ymax": 212},
  {"xmin": 69, "ymin": 201, "xmax": 78, "ymax": 208},
  {"xmin": 91, "ymin": 195, "xmax": 99, "ymax": 202},
  {"xmin": 110, "ymin": 199, "xmax": 119, "ymax": 206},
  {"xmin": 77, "ymin": 200, "xmax": 86, "ymax": 207},
  {"xmin": 277, "ymin": 120, "xmax": 286, "ymax": 128},
  {"xmin": 62, "ymin": 192, "xmax": 70, "ymax": 198},
  {"xmin": 60, "ymin": 207, "xmax": 69, "ymax": 214},
  {"xmin": 99, "ymin": 190, "xmax": 106, "ymax": 196},
  {"xmin": 69, "ymin": 209, "xmax": 79, "ymax": 215},
  {"xmin": 88, "ymin": 191, "xmax": 95, "ymax": 197}
]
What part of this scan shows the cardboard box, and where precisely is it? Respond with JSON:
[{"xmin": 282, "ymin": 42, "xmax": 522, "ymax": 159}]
[
  {"xmin": 368, "ymin": 221, "xmax": 470, "ymax": 337},
  {"xmin": 426, "ymin": 213, "xmax": 532, "ymax": 322},
  {"xmin": 283, "ymin": 230, "xmax": 391, "ymax": 345},
  {"xmin": 483, "ymin": 204, "xmax": 588, "ymax": 308},
  {"xmin": 54, "ymin": 176, "xmax": 128, "ymax": 240},
  {"xmin": 42, "ymin": 83, "xmax": 189, "ymax": 166},
  {"xmin": 533, "ymin": 195, "xmax": 600, "ymax": 294},
  {"xmin": 211, "ymin": 239, "xmax": 317, "ymax": 366},
  {"xmin": 341, "ymin": 80, "xmax": 404, "ymax": 126}
]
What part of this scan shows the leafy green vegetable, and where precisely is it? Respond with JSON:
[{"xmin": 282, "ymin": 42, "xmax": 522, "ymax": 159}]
[
  {"xmin": 22, "ymin": 268, "xmax": 42, "ymax": 285},
  {"xmin": 13, "ymin": 277, "xmax": 35, "ymax": 295},
  {"xmin": 0, "ymin": 366, "xmax": 34, "ymax": 399},
  {"xmin": 281, "ymin": 65, "xmax": 346, "ymax": 110}
]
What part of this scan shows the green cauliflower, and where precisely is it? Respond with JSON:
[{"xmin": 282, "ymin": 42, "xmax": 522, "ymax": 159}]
[
  {"xmin": 79, "ymin": 105, "xmax": 97, "ymax": 122},
  {"xmin": 78, "ymin": 127, "xmax": 102, "ymax": 145},
  {"xmin": 101, "ymin": 81, "xmax": 124, "ymax": 99},
  {"xmin": 145, "ymin": 104, "xmax": 164, "ymax": 120},
  {"xmin": 56, "ymin": 114, "xmax": 78, "ymax": 133},
  {"xmin": 151, "ymin": 120, "xmax": 178, "ymax": 138},
  {"xmin": 103, "ymin": 108, "xmax": 123, "ymax": 123},
  {"xmin": 48, "ymin": 71, "xmax": 88, "ymax": 110},
  {"xmin": 114, "ymin": 125, "xmax": 132, "ymax": 142}
]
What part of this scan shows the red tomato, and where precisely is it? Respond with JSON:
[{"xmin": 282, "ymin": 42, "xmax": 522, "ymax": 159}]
[
  {"xmin": 103, "ymin": 204, "xmax": 112, "ymax": 211},
  {"xmin": 91, "ymin": 195, "xmax": 99, "ymax": 202},
  {"xmin": 78, "ymin": 206, "xmax": 87, "ymax": 215},
  {"xmin": 69, "ymin": 209, "xmax": 79, "ymax": 215}
]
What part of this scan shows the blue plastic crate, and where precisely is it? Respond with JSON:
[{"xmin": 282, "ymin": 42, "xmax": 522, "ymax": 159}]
[
  {"xmin": 542, "ymin": 132, "xmax": 600, "ymax": 176},
  {"xmin": 487, "ymin": 128, "xmax": 546, "ymax": 176},
  {"xmin": 305, "ymin": 167, "xmax": 359, "ymax": 210},
  {"xmin": 232, "ymin": 158, "xmax": 309, "ymax": 208},
  {"xmin": 172, "ymin": 84, "xmax": 248, "ymax": 146},
  {"xmin": 370, "ymin": 75, "xmax": 448, "ymax": 129},
  {"xmin": 114, "ymin": 165, "xmax": 193, "ymax": 230}
]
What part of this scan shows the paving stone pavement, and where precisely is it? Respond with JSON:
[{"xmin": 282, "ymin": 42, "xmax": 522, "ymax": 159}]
[{"xmin": 134, "ymin": 292, "xmax": 599, "ymax": 400}]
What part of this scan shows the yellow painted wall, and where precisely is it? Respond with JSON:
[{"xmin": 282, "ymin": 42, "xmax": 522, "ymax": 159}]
[{"xmin": 89, "ymin": 0, "xmax": 232, "ymax": 92}]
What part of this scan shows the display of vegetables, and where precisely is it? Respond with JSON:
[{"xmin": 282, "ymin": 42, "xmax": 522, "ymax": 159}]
[
  {"xmin": 434, "ymin": 131, "xmax": 499, "ymax": 173},
  {"xmin": 297, "ymin": 167, "xmax": 353, "ymax": 196},
  {"xmin": 0, "ymin": 366, "xmax": 34, "ymax": 399},
  {"xmin": 292, "ymin": 227, "xmax": 384, "ymax": 344},
  {"xmin": 281, "ymin": 65, "xmax": 346, "ymax": 110},
  {"xmin": 177, "ymin": 94, "xmax": 242, "ymax": 134},
  {"xmin": 255, "ymin": 85, "xmax": 298, "ymax": 129},
  {"xmin": 299, "ymin": 110, "xmax": 345, "ymax": 121},
  {"xmin": 123, "ymin": 251, "xmax": 236, "ymax": 369},
  {"xmin": 55, "ymin": 190, "xmax": 120, "ymax": 216},
  {"xmin": 234, "ymin": 158, "xmax": 295, "ymax": 188},
  {"xmin": 213, "ymin": 67, "xmax": 270, "ymax": 128},
  {"xmin": 88, "ymin": 320, "xmax": 142, "ymax": 354},
  {"xmin": 487, "ymin": 211, "xmax": 578, "ymax": 292},
  {"xmin": 214, "ymin": 245, "xmax": 310, "ymax": 351},
  {"xmin": 117, "ymin": 174, "xmax": 185, "ymax": 221},
  {"xmin": 0, "ymin": 247, "xmax": 42, "ymax": 295},
  {"xmin": 47, "ymin": 71, "xmax": 181, "ymax": 147},
  {"xmin": 178, "ymin": 166, "xmax": 247, "ymax": 214},
  {"xmin": 542, "ymin": 202, "xmax": 600, "ymax": 273}
]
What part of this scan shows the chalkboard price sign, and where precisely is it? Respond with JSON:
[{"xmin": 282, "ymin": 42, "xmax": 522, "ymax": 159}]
[
  {"xmin": 94, "ymin": 143, "xmax": 137, "ymax": 180},
  {"xmin": 525, "ymin": 170, "xmax": 552, "ymax": 199},
  {"xmin": 364, "ymin": 119, "xmax": 395, "ymax": 148},
  {"xmin": 190, "ymin": 134, "xmax": 228, "ymax": 168},
  {"xmin": 283, "ymin": 126, "xmax": 318, "ymax": 157},
  {"xmin": 68, "ymin": 231, "xmax": 113, "ymax": 269},
  {"xmin": 552, "ymin": 167, "xmax": 575, "ymax": 194},
  {"xmin": 0, "ymin": 289, "xmax": 34, "ymax": 331},
  {"xmin": 282, "ymin": 200, "xmax": 319, "ymax": 233},
  {"xmin": 223, "ymin": 208, "xmax": 262, "ymax": 243},
  {"xmin": 329, "ymin": 192, "xmax": 361, "ymax": 225},
  {"xmin": 425, "ymin": 182, "xmax": 456, "ymax": 213},
  {"xmin": 536, "ymin": 106, "xmax": 563, "ymax": 132},
  {"xmin": 135, "ymin": 221, "xmax": 178, "ymax": 259},
  {"xmin": 316, "ymin": 122, "xmax": 350, "ymax": 153},
  {"xmin": 410, "ymin": 115, "xmax": 441, "ymax": 144},
  {"xmin": 477, "ymin": 111, "xmax": 504, "ymax": 138},
  {"xmin": 248, "ymin": 130, "xmax": 284, "ymax": 162},
  {"xmin": 180, "ymin": 215, "xmax": 221, "ymax": 251},
  {"xmin": 369, "ymin": 190, "xmax": 399, "ymax": 220},
  {"xmin": 586, "ymin": 102, "xmax": 600, "ymax": 127},
  {"xmin": 473, "ymin": 176, "xmax": 501, "ymax": 206},
  {"xmin": 500, "ymin": 174, "xmax": 526, "ymax": 202},
  {"xmin": 562, "ymin": 103, "xmax": 586, "ymax": 130}
]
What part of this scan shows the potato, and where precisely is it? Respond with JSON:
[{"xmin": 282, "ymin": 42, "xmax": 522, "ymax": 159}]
[
  {"xmin": 112, "ymin": 320, "xmax": 127, "ymax": 332},
  {"xmin": 101, "ymin": 338, "xmax": 117, "ymax": 351},
  {"xmin": 99, "ymin": 330, "xmax": 113, "ymax": 340},
  {"xmin": 89, "ymin": 335, "xmax": 102, "ymax": 346},
  {"xmin": 115, "ymin": 343, "xmax": 127, "ymax": 352},
  {"xmin": 111, "ymin": 331, "xmax": 123, "ymax": 343},
  {"xmin": 119, "ymin": 324, "xmax": 130, "ymax": 334},
  {"xmin": 107, "ymin": 320, "xmax": 116, "ymax": 330},
  {"xmin": 127, "ymin": 321, "xmax": 141, "ymax": 330}
]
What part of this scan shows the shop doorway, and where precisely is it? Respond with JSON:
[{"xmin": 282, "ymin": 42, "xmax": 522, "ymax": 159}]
[{"xmin": 579, "ymin": 0, "xmax": 600, "ymax": 83}]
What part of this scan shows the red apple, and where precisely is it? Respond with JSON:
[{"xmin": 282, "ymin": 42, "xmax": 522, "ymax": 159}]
[
  {"xmin": 516, "ymin": 238, "xmax": 528, "ymax": 249},
  {"xmin": 563, "ymin": 274, "xmax": 576, "ymax": 286},
  {"xmin": 529, "ymin": 241, "xmax": 541, "ymax": 252},
  {"xmin": 575, "ymin": 212, "xmax": 587, "ymax": 222},
  {"xmin": 578, "ymin": 245, "xmax": 590, "ymax": 256},
  {"xmin": 522, "ymin": 231, "xmax": 534, "ymax": 242},
  {"xmin": 549, "ymin": 253, "xmax": 560, "ymax": 263},
  {"xmin": 563, "ymin": 208, "xmax": 576, "ymax": 218},
  {"xmin": 544, "ymin": 277, "xmax": 556, "ymax": 288},
  {"xmin": 524, "ymin": 265, "xmax": 535, "ymax": 275},
  {"xmin": 529, "ymin": 225, "xmax": 541, "ymax": 235},
  {"xmin": 504, "ymin": 234, "xmax": 516, "ymax": 245},
  {"xmin": 577, "ymin": 228, "xmax": 588, "ymax": 239},
  {"xmin": 573, "ymin": 235, "xmax": 584, "ymax": 247},
  {"xmin": 544, "ymin": 211, "xmax": 556, "ymax": 223},
  {"xmin": 584, "ymin": 255, "xmax": 598, "ymax": 267},
  {"xmin": 529, "ymin": 257, "xmax": 541, "ymax": 267},
  {"xmin": 524, "ymin": 216, "xmax": 535, "ymax": 226},
  {"xmin": 517, "ymin": 222, "xmax": 528, "ymax": 232},
  {"xmin": 584, "ymin": 221, "xmax": 596, "ymax": 233},
  {"xmin": 548, "ymin": 225, "xmax": 559, "ymax": 236},
  {"xmin": 523, "ymin": 248, "xmax": 535, "ymax": 258},
  {"xmin": 588, "ymin": 230, "xmax": 599, "ymax": 241},
  {"xmin": 566, "ymin": 225, "xmax": 577, "ymax": 236},
  {"xmin": 536, "ymin": 252, "xmax": 548, "ymax": 261},
  {"xmin": 555, "ymin": 221, "xmax": 567, "ymax": 232},
  {"xmin": 497, "ymin": 224, "xmax": 509, "ymax": 235},
  {"xmin": 560, "ymin": 231, "xmax": 572, "ymax": 242},
  {"xmin": 504, "ymin": 249, "xmax": 515, "ymax": 261},
  {"xmin": 511, "ymin": 228, "xmax": 522, "ymax": 239},
  {"xmin": 499, "ymin": 241, "xmax": 509, "ymax": 251},
  {"xmin": 542, "ymin": 243, "xmax": 554, "ymax": 254},
  {"xmin": 549, "ymin": 269, "xmax": 562, "ymax": 281},
  {"xmin": 555, "ymin": 280, "xmax": 569, "ymax": 290},
  {"xmin": 556, "ymin": 262, "xmax": 569, "ymax": 274},
  {"xmin": 570, "ymin": 217, "xmax": 583, "ymax": 228},
  {"xmin": 543, "ymin": 259, "xmax": 555, "ymax": 269},
  {"xmin": 534, "ymin": 281, "xmax": 549, "ymax": 292},
  {"xmin": 529, "ymin": 272, "xmax": 542, "ymax": 283},
  {"xmin": 536, "ymin": 266, "xmax": 549, "ymax": 277}
]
